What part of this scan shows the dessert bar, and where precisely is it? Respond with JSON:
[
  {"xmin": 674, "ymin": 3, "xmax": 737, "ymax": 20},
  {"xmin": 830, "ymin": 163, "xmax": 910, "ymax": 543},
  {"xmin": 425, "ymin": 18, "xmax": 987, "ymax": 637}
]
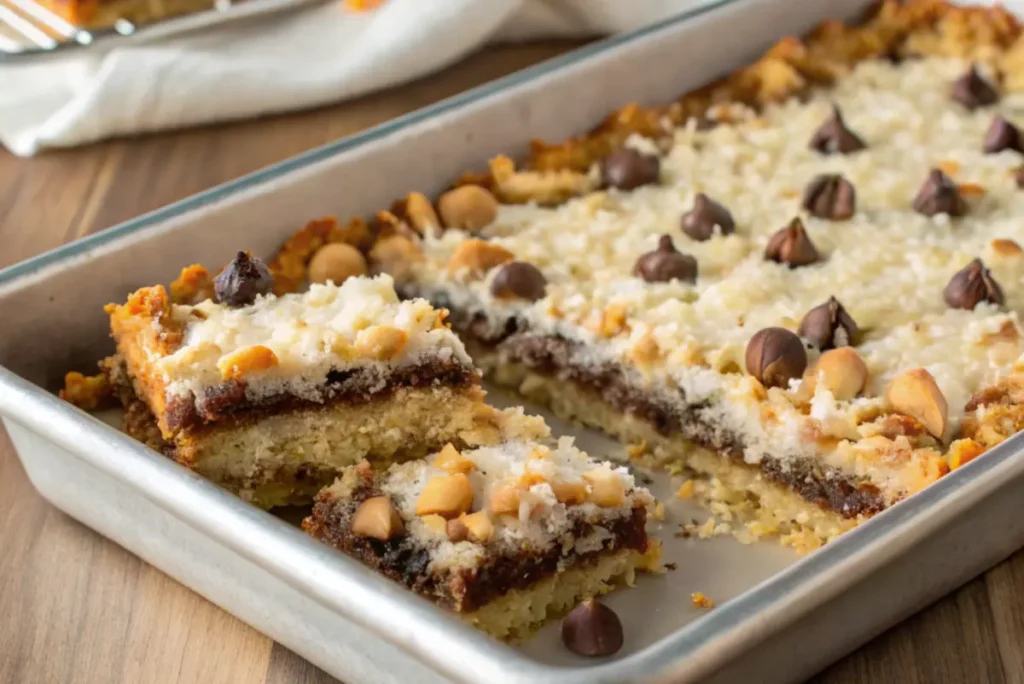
[
  {"xmin": 98, "ymin": 253, "xmax": 486, "ymax": 508},
  {"xmin": 36, "ymin": 0, "xmax": 214, "ymax": 29},
  {"xmin": 268, "ymin": 1, "xmax": 1024, "ymax": 550},
  {"xmin": 303, "ymin": 410, "xmax": 660, "ymax": 639}
]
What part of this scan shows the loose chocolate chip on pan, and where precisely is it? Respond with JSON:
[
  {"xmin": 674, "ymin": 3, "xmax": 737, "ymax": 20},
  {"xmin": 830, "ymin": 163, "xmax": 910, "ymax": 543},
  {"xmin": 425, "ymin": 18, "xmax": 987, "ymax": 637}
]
[
  {"xmin": 681, "ymin": 193, "xmax": 735, "ymax": 241},
  {"xmin": 951, "ymin": 64, "xmax": 1000, "ymax": 109},
  {"xmin": 561, "ymin": 598, "xmax": 624, "ymax": 657},
  {"xmin": 984, "ymin": 116, "xmax": 1024, "ymax": 154},
  {"xmin": 745, "ymin": 328, "xmax": 808, "ymax": 389},
  {"xmin": 764, "ymin": 218, "xmax": 820, "ymax": 268},
  {"xmin": 490, "ymin": 261, "xmax": 547, "ymax": 301},
  {"xmin": 798, "ymin": 296, "xmax": 859, "ymax": 350},
  {"xmin": 633, "ymin": 235, "xmax": 698, "ymax": 284},
  {"xmin": 600, "ymin": 149, "xmax": 660, "ymax": 190},
  {"xmin": 801, "ymin": 174, "xmax": 856, "ymax": 220},
  {"xmin": 809, "ymin": 105, "xmax": 866, "ymax": 155},
  {"xmin": 912, "ymin": 169, "xmax": 966, "ymax": 217},
  {"xmin": 214, "ymin": 251, "xmax": 274, "ymax": 307},
  {"xmin": 944, "ymin": 258, "xmax": 1004, "ymax": 310}
]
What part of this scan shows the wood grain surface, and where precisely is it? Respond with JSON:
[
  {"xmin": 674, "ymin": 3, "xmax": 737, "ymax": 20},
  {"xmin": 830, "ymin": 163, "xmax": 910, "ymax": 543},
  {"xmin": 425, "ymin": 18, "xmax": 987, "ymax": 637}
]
[{"xmin": 2, "ymin": 39, "xmax": 1024, "ymax": 684}]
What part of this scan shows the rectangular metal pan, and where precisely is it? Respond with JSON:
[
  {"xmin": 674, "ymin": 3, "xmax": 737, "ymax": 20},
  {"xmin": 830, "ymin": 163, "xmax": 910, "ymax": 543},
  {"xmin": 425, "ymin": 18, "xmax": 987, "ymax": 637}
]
[{"xmin": 4, "ymin": 0, "xmax": 1024, "ymax": 681}]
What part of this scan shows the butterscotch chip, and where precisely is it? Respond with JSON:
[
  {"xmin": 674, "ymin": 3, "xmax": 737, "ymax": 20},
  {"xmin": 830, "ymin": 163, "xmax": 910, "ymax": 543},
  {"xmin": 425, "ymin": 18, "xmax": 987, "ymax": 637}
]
[
  {"xmin": 887, "ymin": 368, "xmax": 949, "ymax": 439},
  {"xmin": 814, "ymin": 347, "xmax": 868, "ymax": 400},
  {"xmin": 416, "ymin": 473, "xmax": 474, "ymax": 518},
  {"xmin": 405, "ymin": 192, "xmax": 442, "ymax": 237},
  {"xmin": 420, "ymin": 514, "xmax": 448, "ymax": 536},
  {"xmin": 217, "ymin": 345, "xmax": 279, "ymax": 380},
  {"xmin": 460, "ymin": 511, "xmax": 495, "ymax": 542},
  {"xmin": 308, "ymin": 243, "xmax": 368, "ymax": 285},
  {"xmin": 948, "ymin": 438, "xmax": 985, "ymax": 469},
  {"xmin": 447, "ymin": 239, "xmax": 514, "ymax": 277},
  {"xmin": 550, "ymin": 480, "xmax": 587, "ymax": 505},
  {"xmin": 434, "ymin": 443, "xmax": 475, "ymax": 474},
  {"xmin": 489, "ymin": 482, "xmax": 521, "ymax": 516},
  {"xmin": 583, "ymin": 469, "xmax": 626, "ymax": 507},
  {"xmin": 354, "ymin": 325, "xmax": 408, "ymax": 360},
  {"xmin": 351, "ymin": 496, "xmax": 405, "ymax": 541},
  {"xmin": 438, "ymin": 185, "xmax": 498, "ymax": 232},
  {"xmin": 991, "ymin": 238, "xmax": 1023, "ymax": 257}
]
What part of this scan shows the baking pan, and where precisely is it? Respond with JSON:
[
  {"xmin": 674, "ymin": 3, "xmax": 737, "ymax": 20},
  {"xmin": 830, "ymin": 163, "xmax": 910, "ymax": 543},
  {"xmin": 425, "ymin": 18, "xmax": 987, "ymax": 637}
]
[{"xmin": 3, "ymin": 0, "xmax": 1024, "ymax": 682}]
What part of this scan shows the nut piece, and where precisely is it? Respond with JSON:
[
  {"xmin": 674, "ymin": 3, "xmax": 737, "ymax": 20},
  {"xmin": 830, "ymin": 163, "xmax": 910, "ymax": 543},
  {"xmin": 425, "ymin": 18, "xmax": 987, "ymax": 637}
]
[
  {"xmin": 489, "ymin": 482, "xmax": 521, "ymax": 516},
  {"xmin": 912, "ymin": 169, "xmax": 966, "ymax": 217},
  {"xmin": 601, "ymin": 148, "xmax": 660, "ymax": 190},
  {"xmin": 808, "ymin": 105, "xmax": 866, "ymax": 155},
  {"xmin": 583, "ymin": 469, "xmax": 626, "ymax": 508},
  {"xmin": 405, "ymin": 192, "xmax": 442, "ymax": 237},
  {"xmin": 951, "ymin": 64, "xmax": 999, "ymax": 109},
  {"xmin": 680, "ymin": 193, "xmax": 735, "ymax": 241},
  {"xmin": 984, "ymin": 115, "xmax": 1024, "ymax": 154},
  {"xmin": 764, "ymin": 218, "xmax": 820, "ymax": 267},
  {"xmin": 460, "ymin": 511, "xmax": 494, "ymax": 542},
  {"xmin": 561, "ymin": 598, "xmax": 624, "ymax": 657},
  {"xmin": 801, "ymin": 174, "xmax": 856, "ymax": 220},
  {"xmin": 446, "ymin": 517, "xmax": 469, "ymax": 542},
  {"xmin": 416, "ymin": 473, "xmax": 474, "ymax": 518},
  {"xmin": 351, "ymin": 496, "xmax": 405, "ymax": 541},
  {"xmin": 437, "ymin": 185, "xmax": 498, "ymax": 233},
  {"xmin": 550, "ymin": 480, "xmax": 588, "ymax": 505},
  {"xmin": 886, "ymin": 368, "xmax": 949, "ymax": 439},
  {"xmin": 798, "ymin": 296, "xmax": 859, "ymax": 350},
  {"xmin": 745, "ymin": 328, "xmax": 808, "ymax": 389},
  {"xmin": 214, "ymin": 251, "xmax": 274, "ymax": 307},
  {"xmin": 447, "ymin": 239, "xmax": 515, "ymax": 278},
  {"xmin": 490, "ymin": 261, "xmax": 547, "ymax": 301},
  {"xmin": 814, "ymin": 347, "xmax": 868, "ymax": 401},
  {"xmin": 633, "ymin": 235, "xmax": 698, "ymax": 284},
  {"xmin": 308, "ymin": 243, "xmax": 368, "ymax": 285},
  {"xmin": 368, "ymin": 235, "xmax": 423, "ymax": 280},
  {"xmin": 354, "ymin": 325, "xmax": 409, "ymax": 360},
  {"xmin": 434, "ymin": 443, "xmax": 475, "ymax": 475},
  {"xmin": 420, "ymin": 514, "xmax": 448, "ymax": 536},
  {"xmin": 217, "ymin": 345, "xmax": 280, "ymax": 380},
  {"xmin": 944, "ymin": 258, "xmax": 1004, "ymax": 310}
]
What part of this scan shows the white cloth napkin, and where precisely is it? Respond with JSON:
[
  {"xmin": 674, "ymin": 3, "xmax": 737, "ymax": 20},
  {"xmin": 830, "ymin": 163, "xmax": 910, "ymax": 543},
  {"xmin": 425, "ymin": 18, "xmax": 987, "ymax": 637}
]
[{"xmin": 0, "ymin": 0, "xmax": 698, "ymax": 156}]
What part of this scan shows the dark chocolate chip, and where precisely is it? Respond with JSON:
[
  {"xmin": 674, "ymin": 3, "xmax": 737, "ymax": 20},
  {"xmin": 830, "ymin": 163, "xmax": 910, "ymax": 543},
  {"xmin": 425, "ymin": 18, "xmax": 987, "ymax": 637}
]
[
  {"xmin": 912, "ymin": 169, "xmax": 966, "ymax": 217},
  {"xmin": 561, "ymin": 598, "xmax": 624, "ymax": 657},
  {"xmin": 745, "ymin": 327, "xmax": 808, "ymax": 389},
  {"xmin": 601, "ymin": 149, "xmax": 660, "ymax": 190},
  {"xmin": 984, "ymin": 116, "xmax": 1024, "ymax": 154},
  {"xmin": 801, "ymin": 174, "xmax": 856, "ymax": 221},
  {"xmin": 214, "ymin": 251, "xmax": 274, "ymax": 307},
  {"xmin": 798, "ymin": 296, "xmax": 859, "ymax": 350},
  {"xmin": 951, "ymin": 64, "xmax": 1000, "ymax": 109},
  {"xmin": 764, "ymin": 218, "xmax": 821, "ymax": 268},
  {"xmin": 633, "ymin": 235, "xmax": 698, "ymax": 284},
  {"xmin": 681, "ymin": 193, "xmax": 736, "ymax": 241},
  {"xmin": 490, "ymin": 261, "xmax": 547, "ymax": 301},
  {"xmin": 944, "ymin": 258, "xmax": 1004, "ymax": 310},
  {"xmin": 809, "ymin": 105, "xmax": 866, "ymax": 155}
]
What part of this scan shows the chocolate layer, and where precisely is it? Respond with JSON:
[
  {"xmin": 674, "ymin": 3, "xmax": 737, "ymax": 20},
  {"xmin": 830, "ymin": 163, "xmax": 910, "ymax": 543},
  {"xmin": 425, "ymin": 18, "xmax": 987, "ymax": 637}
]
[
  {"xmin": 305, "ymin": 485, "xmax": 649, "ymax": 613},
  {"xmin": 163, "ymin": 356, "xmax": 477, "ymax": 434}
]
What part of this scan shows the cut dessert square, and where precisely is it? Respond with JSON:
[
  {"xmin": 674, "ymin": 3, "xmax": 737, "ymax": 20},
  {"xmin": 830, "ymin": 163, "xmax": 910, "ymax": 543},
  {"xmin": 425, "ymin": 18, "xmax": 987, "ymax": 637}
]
[
  {"xmin": 265, "ymin": 3, "xmax": 1024, "ymax": 549},
  {"xmin": 303, "ymin": 410, "xmax": 660, "ymax": 640},
  {"xmin": 102, "ymin": 252, "xmax": 487, "ymax": 508}
]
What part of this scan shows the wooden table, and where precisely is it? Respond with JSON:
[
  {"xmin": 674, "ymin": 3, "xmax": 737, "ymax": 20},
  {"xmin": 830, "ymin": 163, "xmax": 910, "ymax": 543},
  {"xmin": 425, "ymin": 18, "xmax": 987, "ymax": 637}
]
[{"xmin": 2, "ymin": 40, "xmax": 1024, "ymax": 684}]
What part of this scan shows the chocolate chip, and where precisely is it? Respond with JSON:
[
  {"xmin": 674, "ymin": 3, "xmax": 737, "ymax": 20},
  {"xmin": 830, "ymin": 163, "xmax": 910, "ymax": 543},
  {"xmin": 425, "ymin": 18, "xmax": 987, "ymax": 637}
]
[
  {"xmin": 745, "ymin": 328, "xmax": 808, "ymax": 389},
  {"xmin": 912, "ymin": 169, "xmax": 966, "ymax": 217},
  {"xmin": 633, "ymin": 235, "xmax": 698, "ymax": 284},
  {"xmin": 601, "ymin": 149, "xmax": 660, "ymax": 190},
  {"xmin": 798, "ymin": 297, "xmax": 859, "ymax": 350},
  {"xmin": 214, "ymin": 251, "xmax": 274, "ymax": 307},
  {"xmin": 952, "ymin": 64, "xmax": 999, "ymax": 109},
  {"xmin": 809, "ymin": 105, "xmax": 866, "ymax": 155},
  {"xmin": 984, "ymin": 116, "xmax": 1024, "ymax": 154},
  {"xmin": 490, "ymin": 261, "xmax": 547, "ymax": 301},
  {"xmin": 764, "ymin": 218, "xmax": 820, "ymax": 268},
  {"xmin": 561, "ymin": 598, "xmax": 623, "ymax": 657},
  {"xmin": 944, "ymin": 258, "xmax": 1004, "ymax": 310},
  {"xmin": 802, "ymin": 174, "xmax": 856, "ymax": 220},
  {"xmin": 681, "ymin": 193, "xmax": 735, "ymax": 241}
]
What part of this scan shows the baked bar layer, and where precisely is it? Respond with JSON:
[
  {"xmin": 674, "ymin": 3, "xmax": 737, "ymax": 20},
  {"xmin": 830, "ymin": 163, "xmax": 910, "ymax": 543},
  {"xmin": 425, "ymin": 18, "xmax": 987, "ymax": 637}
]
[{"xmin": 304, "ymin": 411, "xmax": 660, "ymax": 639}]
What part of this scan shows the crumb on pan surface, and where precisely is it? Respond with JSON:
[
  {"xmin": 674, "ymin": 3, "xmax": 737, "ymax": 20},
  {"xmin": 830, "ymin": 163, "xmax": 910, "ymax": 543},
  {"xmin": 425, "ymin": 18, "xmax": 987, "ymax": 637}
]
[{"xmin": 303, "ymin": 410, "xmax": 661, "ymax": 638}]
